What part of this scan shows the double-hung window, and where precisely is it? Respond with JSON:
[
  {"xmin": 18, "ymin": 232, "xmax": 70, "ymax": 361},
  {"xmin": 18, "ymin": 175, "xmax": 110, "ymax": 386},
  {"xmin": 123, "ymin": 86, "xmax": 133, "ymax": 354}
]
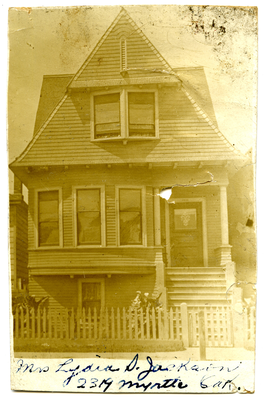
[
  {"xmin": 117, "ymin": 187, "xmax": 146, "ymax": 246},
  {"xmin": 92, "ymin": 88, "xmax": 158, "ymax": 140},
  {"xmin": 94, "ymin": 93, "xmax": 121, "ymax": 138},
  {"xmin": 74, "ymin": 187, "xmax": 105, "ymax": 246},
  {"xmin": 36, "ymin": 189, "xmax": 62, "ymax": 247}
]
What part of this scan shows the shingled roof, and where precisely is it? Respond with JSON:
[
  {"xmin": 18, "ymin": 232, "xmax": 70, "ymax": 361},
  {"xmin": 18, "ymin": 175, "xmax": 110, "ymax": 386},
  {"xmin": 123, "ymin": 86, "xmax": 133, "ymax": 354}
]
[{"xmin": 10, "ymin": 7, "xmax": 242, "ymax": 172}]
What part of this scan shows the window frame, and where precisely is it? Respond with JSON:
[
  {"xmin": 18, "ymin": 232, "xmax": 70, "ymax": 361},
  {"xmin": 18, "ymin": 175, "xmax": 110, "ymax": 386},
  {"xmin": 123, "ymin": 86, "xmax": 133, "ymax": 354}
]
[
  {"xmin": 34, "ymin": 187, "xmax": 63, "ymax": 249},
  {"xmin": 115, "ymin": 185, "xmax": 147, "ymax": 247},
  {"xmin": 91, "ymin": 87, "xmax": 159, "ymax": 141},
  {"xmin": 73, "ymin": 185, "xmax": 106, "ymax": 248},
  {"xmin": 78, "ymin": 277, "xmax": 105, "ymax": 311}
]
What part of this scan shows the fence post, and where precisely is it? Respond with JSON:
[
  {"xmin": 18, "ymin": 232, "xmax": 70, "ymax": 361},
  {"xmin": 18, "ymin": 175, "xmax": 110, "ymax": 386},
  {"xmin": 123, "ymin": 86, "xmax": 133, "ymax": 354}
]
[
  {"xmin": 199, "ymin": 310, "xmax": 206, "ymax": 360},
  {"xmin": 180, "ymin": 303, "xmax": 189, "ymax": 348}
]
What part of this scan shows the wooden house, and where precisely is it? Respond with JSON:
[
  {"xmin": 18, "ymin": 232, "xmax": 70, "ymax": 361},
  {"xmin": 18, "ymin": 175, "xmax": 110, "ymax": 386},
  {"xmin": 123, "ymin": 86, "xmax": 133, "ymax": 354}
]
[
  {"xmin": 9, "ymin": 176, "xmax": 28, "ymax": 294},
  {"xmin": 9, "ymin": 8, "xmax": 244, "ymax": 314}
]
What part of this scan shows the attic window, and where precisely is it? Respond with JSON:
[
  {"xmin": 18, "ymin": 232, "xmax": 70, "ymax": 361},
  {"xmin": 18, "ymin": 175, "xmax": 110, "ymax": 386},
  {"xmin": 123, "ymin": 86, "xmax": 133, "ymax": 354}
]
[
  {"xmin": 120, "ymin": 37, "xmax": 127, "ymax": 71},
  {"xmin": 91, "ymin": 89, "xmax": 159, "ymax": 141},
  {"xmin": 128, "ymin": 92, "xmax": 155, "ymax": 137},
  {"xmin": 94, "ymin": 93, "xmax": 121, "ymax": 138}
]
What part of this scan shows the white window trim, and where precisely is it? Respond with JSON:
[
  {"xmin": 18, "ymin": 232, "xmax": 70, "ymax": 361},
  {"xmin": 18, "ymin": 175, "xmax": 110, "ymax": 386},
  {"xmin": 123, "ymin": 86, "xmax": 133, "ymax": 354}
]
[
  {"xmin": 72, "ymin": 185, "xmax": 106, "ymax": 248},
  {"xmin": 165, "ymin": 197, "xmax": 208, "ymax": 268},
  {"xmin": 115, "ymin": 185, "xmax": 147, "ymax": 247},
  {"xmin": 125, "ymin": 88, "xmax": 159, "ymax": 139},
  {"xmin": 78, "ymin": 277, "xmax": 105, "ymax": 310},
  {"xmin": 90, "ymin": 87, "xmax": 159, "ymax": 141},
  {"xmin": 34, "ymin": 187, "xmax": 63, "ymax": 249}
]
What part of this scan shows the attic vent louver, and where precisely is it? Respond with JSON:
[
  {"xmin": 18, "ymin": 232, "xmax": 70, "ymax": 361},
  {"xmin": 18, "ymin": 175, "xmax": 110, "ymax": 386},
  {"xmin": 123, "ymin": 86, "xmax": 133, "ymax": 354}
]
[{"xmin": 120, "ymin": 37, "xmax": 127, "ymax": 74}]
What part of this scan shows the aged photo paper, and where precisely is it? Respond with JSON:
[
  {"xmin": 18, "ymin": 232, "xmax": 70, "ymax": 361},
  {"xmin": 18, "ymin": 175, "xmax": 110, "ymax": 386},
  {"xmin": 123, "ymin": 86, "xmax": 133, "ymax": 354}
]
[{"xmin": 7, "ymin": 3, "xmax": 259, "ymax": 394}]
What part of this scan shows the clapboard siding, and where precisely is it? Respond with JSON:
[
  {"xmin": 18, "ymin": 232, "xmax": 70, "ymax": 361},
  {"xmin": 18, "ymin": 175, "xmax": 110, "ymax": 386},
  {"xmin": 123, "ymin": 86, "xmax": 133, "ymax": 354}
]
[
  {"xmin": 106, "ymin": 185, "xmax": 116, "ymax": 246},
  {"xmin": 76, "ymin": 15, "xmax": 168, "ymax": 82},
  {"xmin": 9, "ymin": 198, "xmax": 28, "ymax": 287},
  {"xmin": 62, "ymin": 184, "xmax": 73, "ymax": 247},
  {"xmin": 29, "ymin": 276, "xmax": 78, "ymax": 310},
  {"xmin": 29, "ymin": 273, "xmax": 155, "ymax": 309},
  {"xmin": 29, "ymin": 247, "xmax": 158, "ymax": 272},
  {"xmin": 15, "ymin": 85, "xmax": 237, "ymax": 167},
  {"xmin": 146, "ymin": 186, "xmax": 154, "ymax": 246},
  {"xmin": 27, "ymin": 166, "xmax": 226, "ymax": 255}
]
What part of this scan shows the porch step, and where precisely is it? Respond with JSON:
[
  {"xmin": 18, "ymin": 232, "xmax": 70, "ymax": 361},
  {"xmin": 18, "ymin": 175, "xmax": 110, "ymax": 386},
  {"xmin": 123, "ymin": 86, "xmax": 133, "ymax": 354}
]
[
  {"xmin": 167, "ymin": 286, "xmax": 227, "ymax": 293},
  {"xmin": 166, "ymin": 267, "xmax": 225, "ymax": 273},
  {"xmin": 166, "ymin": 266, "xmax": 229, "ymax": 307},
  {"xmin": 167, "ymin": 280, "xmax": 226, "ymax": 286},
  {"xmin": 167, "ymin": 299, "xmax": 231, "ymax": 307}
]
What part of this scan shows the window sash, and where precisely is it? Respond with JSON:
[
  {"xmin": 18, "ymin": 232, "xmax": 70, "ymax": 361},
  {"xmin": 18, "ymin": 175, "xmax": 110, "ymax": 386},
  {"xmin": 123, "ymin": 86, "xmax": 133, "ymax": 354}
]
[
  {"xmin": 94, "ymin": 93, "xmax": 121, "ymax": 138},
  {"xmin": 119, "ymin": 189, "xmax": 142, "ymax": 245},
  {"xmin": 38, "ymin": 190, "xmax": 59, "ymax": 247},
  {"xmin": 128, "ymin": 92, "xmax": 155, "ymax": 137},
  {"xmin": 76, "ymin": 189, "xmax": 101, "ymax": 245},
  {"xmin": 92, "ymin": 90, "xmax": 157, "ymax": 139}
]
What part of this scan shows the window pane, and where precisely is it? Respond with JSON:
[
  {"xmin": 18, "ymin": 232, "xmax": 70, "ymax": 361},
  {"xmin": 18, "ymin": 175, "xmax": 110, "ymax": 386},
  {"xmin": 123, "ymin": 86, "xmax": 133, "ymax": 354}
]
[
  {"xmin": 94, "ymin": 93, "xmax": 120, "ymax": 138},
  {"xmin": 119, "ymin": 189, "xmax": 141, "ymax": 211},
  {"xmin": 120, "ymin": 212, "xmax": 142, "ymax": 245},
  {"xmin": 82, "ymin": 282, "xmax": 101, "ymax": 312},
  {"xmin": 128, "ymin": 92, "xmax": 155, "ymax": 136},
  {"xmin": 38, "ymin": 191, "xmax": 59, "ymax": 246},
  {"xmin": 77, "ymin": 189, "xmax": 100, "ymax": 212},
  {"xmin": 77, "ymin": 212, "xmax": 101, "ymax": 244},
  {"xmin": 174, "ymin": 209, "xmax": 197, "ymax": 230},
  {"xmin": 77, "ymin": 189, "xmax": 101, "ymax": 245},
  {"xmin": 39, "ymin": 222, "xmax": 59, "ymax": 246}
]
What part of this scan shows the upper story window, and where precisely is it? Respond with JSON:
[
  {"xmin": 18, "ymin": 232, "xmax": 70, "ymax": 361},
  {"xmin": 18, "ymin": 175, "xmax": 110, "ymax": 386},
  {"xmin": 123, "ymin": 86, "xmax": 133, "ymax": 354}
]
[
  {"xmin": 94, "ymin": 93, "xmax": 121, "ymax": 138},
  {"xmin": 74, "ymin": 186, "xmax": 105, "ymax": 247},
  {"xmin": 128, "ymin": 92, "xmax": 155, "ymax": 137},
  {"xmin": 36, "ymin": 189, "xmax": 62, "ymax": 248},
  {"xmin": 91, "ymin": 88, "xmax": 158, "ymax": 141}
]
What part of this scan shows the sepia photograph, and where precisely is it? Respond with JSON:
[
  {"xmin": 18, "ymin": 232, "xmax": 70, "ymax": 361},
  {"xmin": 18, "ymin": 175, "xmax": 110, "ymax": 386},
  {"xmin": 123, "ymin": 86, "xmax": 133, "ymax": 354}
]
[{"xmin": 7, "ymin": 2, "xmax": 259, "ymax": 393}]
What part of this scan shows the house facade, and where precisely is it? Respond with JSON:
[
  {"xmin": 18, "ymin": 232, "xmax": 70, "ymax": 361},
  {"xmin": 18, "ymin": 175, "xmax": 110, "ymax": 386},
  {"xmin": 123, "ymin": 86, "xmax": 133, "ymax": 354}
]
[{"xmin": 10, "ymin": 9, "xmax": 244, "ymax": 314}]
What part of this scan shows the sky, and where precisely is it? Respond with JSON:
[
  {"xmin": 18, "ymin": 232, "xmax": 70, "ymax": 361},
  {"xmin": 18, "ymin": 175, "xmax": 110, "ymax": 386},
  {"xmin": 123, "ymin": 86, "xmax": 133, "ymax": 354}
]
[{"xmin": 7, "ymin": 3, "xmax": 258, "ymax": 166}]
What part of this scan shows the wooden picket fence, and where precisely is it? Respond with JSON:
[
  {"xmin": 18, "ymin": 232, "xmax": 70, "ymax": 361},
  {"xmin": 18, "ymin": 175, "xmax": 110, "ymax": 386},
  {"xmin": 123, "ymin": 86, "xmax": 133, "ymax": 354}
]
[
  {"xmin": 13, "ymin": 304, "xmax": 255, "ymax": 349},
  {"xmin": 13, "ymin": 306, "xmax": 184, "ymax": 342},
  {"xmin": 188, "ymin": 305, "xmax": 233, "ymax": 347}
]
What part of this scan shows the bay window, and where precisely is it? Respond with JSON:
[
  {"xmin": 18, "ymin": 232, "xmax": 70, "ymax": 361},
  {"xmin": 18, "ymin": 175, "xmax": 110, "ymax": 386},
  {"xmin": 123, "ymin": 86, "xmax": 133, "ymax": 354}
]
[
  {"xmin": 117, "ymin": 187, "xmax": 146, "ymax": 246},
  {"xmin": 36, "ymin": 189, "xmax": 62, "ymax": 247},
  {"xmin": 92, "ymin": 88, "xmax": 158, "ymax": 140},
  {"xmin": 74, "ymin": 187, "xmax": 105, "ymax": 246}
]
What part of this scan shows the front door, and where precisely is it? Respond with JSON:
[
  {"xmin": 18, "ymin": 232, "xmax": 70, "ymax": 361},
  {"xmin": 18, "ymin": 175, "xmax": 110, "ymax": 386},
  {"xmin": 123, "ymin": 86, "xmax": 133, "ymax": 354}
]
[{"xmin": 170, "ymin": 202, "xmax": 203, "ymax": 267}]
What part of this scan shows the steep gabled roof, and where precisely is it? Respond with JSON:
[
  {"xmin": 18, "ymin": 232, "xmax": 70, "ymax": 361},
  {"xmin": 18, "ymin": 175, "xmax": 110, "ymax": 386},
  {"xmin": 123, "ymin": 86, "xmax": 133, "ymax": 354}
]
[
  {"xmin": 174, "ymin": 67, "xmax": 218, "ymax": 127},
  {"xmin": 33, "ymin": 74, "xmax": 73, "ymax": 136},
  {"xmin": 70, "ymin": 7, "xmax": 173, "ymax": 86},
  {"xmin": 10, "ymin": 8, "xmax": 243, "ymax": 172}
]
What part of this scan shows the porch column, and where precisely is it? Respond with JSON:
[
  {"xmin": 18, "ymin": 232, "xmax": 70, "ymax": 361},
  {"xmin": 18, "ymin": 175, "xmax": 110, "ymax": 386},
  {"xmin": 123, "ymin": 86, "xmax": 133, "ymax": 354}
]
[
  {"xmin": 165, "ymin": 200, "xmax": 171, "ymax": 268},
  {"xmin": 154, "ymin": 189, "xmax": 166, "ymax": 307},
  {"xmin": 215, "ymin": 185, "xmax": 232, "ymax": 265},
  {"xmin": 154, "ymin": 188, "xmax": 161, "ymax": 246},
  {"xmin": 220, "ymin": 185, "xmax": 229, "ymax": 245}
]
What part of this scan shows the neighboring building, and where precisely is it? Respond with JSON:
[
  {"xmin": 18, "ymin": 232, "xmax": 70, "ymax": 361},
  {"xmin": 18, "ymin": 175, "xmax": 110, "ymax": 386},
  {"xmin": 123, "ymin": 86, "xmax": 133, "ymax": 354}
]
[
  {"xmin": 9, "ymin": 176, "xmax": 28, "ymax": 295},
  {"xmin": 10, "ymin": 8, "xmax": 246, "ymax": 313}
]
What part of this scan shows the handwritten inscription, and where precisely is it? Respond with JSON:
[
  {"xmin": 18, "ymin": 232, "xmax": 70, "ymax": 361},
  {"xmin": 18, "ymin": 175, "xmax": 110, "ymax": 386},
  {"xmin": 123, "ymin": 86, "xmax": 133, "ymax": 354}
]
[{"xmin": 15, "ymin": 355, "xmax": 244, "ymax": 393}]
